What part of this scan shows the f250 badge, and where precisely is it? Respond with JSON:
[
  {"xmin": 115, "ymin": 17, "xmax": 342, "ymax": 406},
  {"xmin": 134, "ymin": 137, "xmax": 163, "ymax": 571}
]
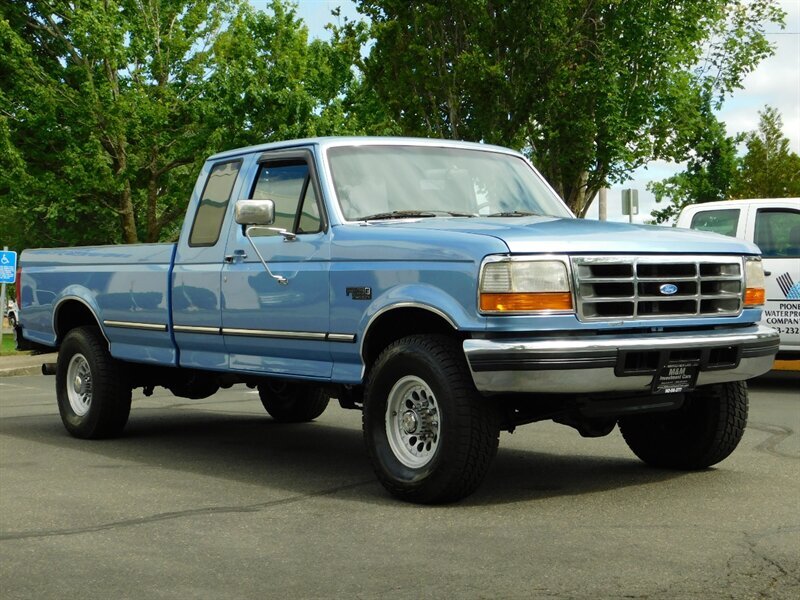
[{"xmin": 346, "ymin": 286, "xmax": 372, "ymax": 300}]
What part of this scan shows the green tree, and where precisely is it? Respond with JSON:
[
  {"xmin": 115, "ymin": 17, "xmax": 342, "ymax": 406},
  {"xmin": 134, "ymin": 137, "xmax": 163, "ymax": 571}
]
[
  {"xmin": 730, "ymin": 106, "xmax": 800, "ymax": 199},
  {"xmin": 322, "ymin": 14, "xmax": 401, "ymax": 137},
  {"xmin": 1, "ymin": 0, "xmax": 241, "ymax": 245},
  {"xmin": 648, "ymin": 93, "xmax": 740, "ymax": 224},
  {"xmin": 356, "ymin": 0, "xmax": 783, "ymax": 216},
  {"xmin": 0, "ymin": 0, "xmax": 363, "ymax": 248}
]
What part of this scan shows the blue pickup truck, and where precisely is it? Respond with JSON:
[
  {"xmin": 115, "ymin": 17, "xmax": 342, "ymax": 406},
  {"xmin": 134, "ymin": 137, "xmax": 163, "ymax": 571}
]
[{"xmin": 17, "ymin": 137, "xmax": 779, "ymax": 503}]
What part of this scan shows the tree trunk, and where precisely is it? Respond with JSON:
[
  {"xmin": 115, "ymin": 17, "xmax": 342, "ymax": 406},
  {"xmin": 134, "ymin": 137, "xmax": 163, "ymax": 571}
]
[
  {"xmin": 146, "ymin": 174, "xmax": 159, "ymax": 243},
  {"xmin": 577, "ymin": 188, "xmax": 598, "ymax": 218},
  {"xmin": 119, "ymin": 179, "xmax": 138, "ymax": 244},
  {"xmin": 113, "ymin": 143, "xmax": 136, "ymax": 244}
]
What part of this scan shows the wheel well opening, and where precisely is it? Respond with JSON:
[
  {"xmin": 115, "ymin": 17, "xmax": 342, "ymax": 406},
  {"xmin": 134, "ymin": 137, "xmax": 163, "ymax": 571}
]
[
  {"xmin": 55, "ymin": 301, "xmax": 101, "ymax": 344},
  {"xmin": 362, "ymin": 307, "xmax": 460, "ymax": 370}
]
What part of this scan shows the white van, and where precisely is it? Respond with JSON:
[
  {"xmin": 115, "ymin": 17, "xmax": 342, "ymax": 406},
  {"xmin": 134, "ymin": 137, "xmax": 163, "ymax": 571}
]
[{"xmin": 677, "ymin": 198, "xmax": 800, "ymax": 368}]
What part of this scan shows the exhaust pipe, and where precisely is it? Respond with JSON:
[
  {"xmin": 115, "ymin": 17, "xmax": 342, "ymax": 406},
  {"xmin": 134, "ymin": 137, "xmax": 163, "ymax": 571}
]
[{"xmin": 42, "ymin": 363, "xmax": 57, "ymax": 376}]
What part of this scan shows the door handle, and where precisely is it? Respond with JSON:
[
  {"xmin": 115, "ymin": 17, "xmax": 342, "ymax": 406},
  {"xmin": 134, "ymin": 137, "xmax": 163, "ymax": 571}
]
[{"xmin": 224, "ymin": 249, "xmax": 248, "ymax": 263}]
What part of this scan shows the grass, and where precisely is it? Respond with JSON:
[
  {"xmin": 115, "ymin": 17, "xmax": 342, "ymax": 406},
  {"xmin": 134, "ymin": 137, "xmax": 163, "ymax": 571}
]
[{"xmin": 1, "ymin": 334, "xmax": 29, "ymax": 356}]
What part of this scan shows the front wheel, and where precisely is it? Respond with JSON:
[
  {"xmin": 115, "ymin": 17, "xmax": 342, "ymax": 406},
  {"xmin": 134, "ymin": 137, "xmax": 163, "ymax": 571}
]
[
  {"xmin": 363, "ymin": 335, "xmax": 499, "ymax": 504},
  {"xmin": 619, "ymin": 381, "xmax": 748, "ymax": 469},
  {"xmin": 56, "ymin": 326, "xmax": 132, "ymax": 439}
]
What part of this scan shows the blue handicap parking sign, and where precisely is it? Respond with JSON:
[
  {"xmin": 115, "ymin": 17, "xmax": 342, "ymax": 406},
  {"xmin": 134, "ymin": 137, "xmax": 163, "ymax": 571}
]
[{"xmin": 0, "ymin": 250, "xmax": 17, "ymax": 284}]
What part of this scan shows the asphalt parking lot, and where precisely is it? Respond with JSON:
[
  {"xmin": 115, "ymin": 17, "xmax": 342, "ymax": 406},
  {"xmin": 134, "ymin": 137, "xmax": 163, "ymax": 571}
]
[{"xmin": 1, "ymin": 372, "xmax": 798, "ymax": 599}]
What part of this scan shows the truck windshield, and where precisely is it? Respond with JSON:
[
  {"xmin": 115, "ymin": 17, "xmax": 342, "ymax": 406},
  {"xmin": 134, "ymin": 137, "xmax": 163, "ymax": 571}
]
[{"xmin": 327, "ymin": 145, "xmax": 572, "ymax": 221}]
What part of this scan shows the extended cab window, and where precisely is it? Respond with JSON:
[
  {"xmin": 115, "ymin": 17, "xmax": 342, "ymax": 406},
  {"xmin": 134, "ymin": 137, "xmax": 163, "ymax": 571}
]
[
  {"xmin": 689, "ymin": 209, "xmax": 739, "ymax": 237},
  {"xmin": 189, "ymin": 160, "xmax": 242, "ymax": 246},
  {"xmin": 250, "ymin": 160, "xmax": 321, "ymax": 235},
  {"xmin": 754, "ymin": 208, "xmax": 800, "ymax": 258}
]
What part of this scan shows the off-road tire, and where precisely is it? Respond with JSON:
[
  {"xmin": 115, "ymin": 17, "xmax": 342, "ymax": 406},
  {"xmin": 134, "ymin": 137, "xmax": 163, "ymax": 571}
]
[
  {"xmin": 363, "ymin": 335, "xmax": 500, "ymax": 504},
  {"xmin": 257, "ymin": 382, "xmax": 330, "ymax": 422},
  {"xmin": 619, "ymin": 381, "xmax": 748, "ymax": 469},
  {"xmin": 56, "ymin": 326, "xmax": 132, "ymax": 439}
]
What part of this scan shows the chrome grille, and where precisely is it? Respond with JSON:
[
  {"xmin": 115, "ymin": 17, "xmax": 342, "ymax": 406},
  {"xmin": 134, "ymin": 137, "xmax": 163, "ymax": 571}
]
[{"xmin": 572, "ymin": 255, "xmax": 744, "ymax": 321}]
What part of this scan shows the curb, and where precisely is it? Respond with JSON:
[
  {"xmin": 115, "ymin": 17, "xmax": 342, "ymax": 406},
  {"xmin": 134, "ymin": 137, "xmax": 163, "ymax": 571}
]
[
  {"xmin": 0, "ymin": 353, "xmax": 58, "ymax": 378},
  {"xmin": 0, "ymin": 365, "xmax": 47, "ymax": 378}
]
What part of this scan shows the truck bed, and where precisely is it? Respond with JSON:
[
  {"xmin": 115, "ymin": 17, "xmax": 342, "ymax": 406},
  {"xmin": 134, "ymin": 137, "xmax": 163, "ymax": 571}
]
[{"xmin": 20, "ymin": 243, "xmax": 177, "ymax": 365}]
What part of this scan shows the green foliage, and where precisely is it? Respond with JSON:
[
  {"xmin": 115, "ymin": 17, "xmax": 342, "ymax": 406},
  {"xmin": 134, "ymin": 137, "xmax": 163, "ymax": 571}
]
[
  {"xmin": 649, "ymin": 105, "xmax": 800, "ymax": 224},
  {"xmin": 356, "ymin": 0, "xmax": 784, "ymax": 215},
  {"xmin": 648, "ymin": 93, "xmax": 740, "ymax": 224},
  {"xmin": 0, "ymin": 4, "xmax": 121, "ymax": 248},
  {"xmin": 0, "ymin": 0, "xmax": 364, "ymax": 249},
  {"xmin": 731, "ymin": 106, "xmax": 800, "ymax": 199},
  {"xmin": 0, "ymin": 0, "xmax": 787, "ymax": 251},
  {"xmin": 0, "ymin": 0, "xmax": 241, "ymax": 246}
]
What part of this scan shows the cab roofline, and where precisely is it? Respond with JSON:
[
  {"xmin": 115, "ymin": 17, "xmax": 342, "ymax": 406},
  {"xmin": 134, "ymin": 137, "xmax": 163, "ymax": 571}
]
[{"xmin": 207, "ymin": 136, "xmax": 524, "ymax": 161}]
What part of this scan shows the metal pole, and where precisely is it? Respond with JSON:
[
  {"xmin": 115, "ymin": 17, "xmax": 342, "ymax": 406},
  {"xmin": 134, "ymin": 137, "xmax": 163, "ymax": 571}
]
[{"xmin": 598, "ymin": 188, "xmax": 607, "ymax": 221}]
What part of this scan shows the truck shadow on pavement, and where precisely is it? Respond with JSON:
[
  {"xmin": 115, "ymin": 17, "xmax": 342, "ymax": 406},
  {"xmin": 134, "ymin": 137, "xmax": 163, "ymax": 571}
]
[{"xmin": 1, "ymin": 404, "xmax": 692, "ymax": 507}]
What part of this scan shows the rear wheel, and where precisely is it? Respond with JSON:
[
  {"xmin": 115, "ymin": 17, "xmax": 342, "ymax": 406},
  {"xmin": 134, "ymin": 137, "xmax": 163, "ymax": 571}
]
[
  {"xmin": 619, "ymin": 381, "xmax": 748, "ymax": 469},
  {"xmin": 257, "ymin": 381, "xmax": 330, "ymax": 423},
  {"xmin": 56, "ymin": 326, "xmax": 131, "ymax": 439},
  {"xmin": 363, "ymin": 335, "xmax": 499, "ymax": 504}
]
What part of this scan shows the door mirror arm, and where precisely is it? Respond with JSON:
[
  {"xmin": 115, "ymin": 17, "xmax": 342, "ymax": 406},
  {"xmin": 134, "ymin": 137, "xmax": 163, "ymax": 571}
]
[
  {"xmin": 233, "ymin": 199, "xmax": 293, "ymax": 285},
  {"xmin": 241, "ymin": 225, "xmax": 289, "ymax": 285},
  {"xmin": 247, "ymin": 226, "xmax": 297, "ymax": 242}
]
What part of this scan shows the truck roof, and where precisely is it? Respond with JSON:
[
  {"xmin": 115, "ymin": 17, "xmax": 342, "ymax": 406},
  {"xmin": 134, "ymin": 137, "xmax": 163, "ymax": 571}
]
[
  {"xmin": 680, "ymin": 198, "xmax": 799, "ymax": 211},
  {"xmin": 207, "ymin": 136, "xmax": 523, "ymax": 161}
]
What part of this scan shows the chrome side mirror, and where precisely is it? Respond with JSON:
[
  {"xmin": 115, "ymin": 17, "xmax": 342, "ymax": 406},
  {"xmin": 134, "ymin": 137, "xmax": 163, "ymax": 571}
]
[{"xmin": 235, "ymin": 199, "xmax": 275, "ymax": 226}]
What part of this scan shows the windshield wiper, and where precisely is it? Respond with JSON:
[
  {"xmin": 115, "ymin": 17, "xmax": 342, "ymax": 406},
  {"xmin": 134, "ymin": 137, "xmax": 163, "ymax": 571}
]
[
  {"xmin": 360, "ymin": 210, "xmax": 476, "ymax": 220},
  {"xmin": 441, "ymin": 211, "xmax": 477, "ymax": 217},
  {"xmin": 360, "ymin": 210, "xmax": 437, "ymax": 220},
  {"xmin": 485, "ymin": 210, "xmax": 541, "ymax": 217}
]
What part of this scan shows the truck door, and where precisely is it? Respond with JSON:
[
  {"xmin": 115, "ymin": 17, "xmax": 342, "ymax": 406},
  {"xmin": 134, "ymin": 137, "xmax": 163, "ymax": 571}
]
[
  {"xmin": 172, "ymin": 159, "xmax": 244, "ymax": 369},
  {"xmin": 747, "ymin": 203, "xmax": 800, "ymax": 354},
  {"xmin": 220, "ymin": 149, "xmax": 333, "ymax": 378}
]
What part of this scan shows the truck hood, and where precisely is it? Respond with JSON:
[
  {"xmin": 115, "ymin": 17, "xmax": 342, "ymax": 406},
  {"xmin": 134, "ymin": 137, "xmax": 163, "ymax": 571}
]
[{"xmin": 370, "ymin": 216, "xmax": 761, "ymax": 255}]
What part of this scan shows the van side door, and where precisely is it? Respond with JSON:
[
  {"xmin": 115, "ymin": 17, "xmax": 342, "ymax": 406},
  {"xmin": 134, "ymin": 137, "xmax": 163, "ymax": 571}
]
[{"xmin": 745, "ymin": 202, "xmax": 800, "ymax": 353}]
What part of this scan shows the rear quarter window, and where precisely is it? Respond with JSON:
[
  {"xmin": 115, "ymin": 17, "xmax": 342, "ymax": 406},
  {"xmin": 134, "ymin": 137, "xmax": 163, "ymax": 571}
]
[
  {"xmin": 689, "ymin": 209, "xmax": 740, "ymax": 237},
  {"xmin": 189, "ymin": 160, "xmax": 242, "ymax": 247}
]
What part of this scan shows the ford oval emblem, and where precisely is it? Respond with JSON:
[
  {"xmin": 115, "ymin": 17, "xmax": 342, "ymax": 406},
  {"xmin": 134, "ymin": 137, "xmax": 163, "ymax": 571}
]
[{"xmin": 659, "ymin": 283, "xmax": 679, "ymax": 295}]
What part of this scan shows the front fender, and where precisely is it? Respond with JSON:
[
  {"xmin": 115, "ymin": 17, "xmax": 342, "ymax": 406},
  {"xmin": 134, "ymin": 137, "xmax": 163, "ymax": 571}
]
[{"xmin": 359, "ymin": 283, "xmax": 481, "ymax": 337}]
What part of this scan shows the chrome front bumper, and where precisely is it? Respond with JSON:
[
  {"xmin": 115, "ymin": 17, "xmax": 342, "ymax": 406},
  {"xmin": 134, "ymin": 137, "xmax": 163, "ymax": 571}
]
[{"xmin": 463, "ymin": 324, "xmax": 779, "ymax": 394}]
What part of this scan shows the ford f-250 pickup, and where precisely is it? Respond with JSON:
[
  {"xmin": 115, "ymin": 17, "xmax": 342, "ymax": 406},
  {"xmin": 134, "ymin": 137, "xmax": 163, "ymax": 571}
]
[{"xmin": 16, "ymin": 137, "xmax": 780, "ymax": 503}]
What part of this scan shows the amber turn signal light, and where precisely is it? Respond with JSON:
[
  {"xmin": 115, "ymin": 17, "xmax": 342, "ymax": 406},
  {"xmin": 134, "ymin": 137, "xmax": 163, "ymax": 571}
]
[
  {"xmin": 744, "ymin": 287, "xmax": 765, "ymax": 307},
  {"xmin": 480, "ymin": 292, "xmax": 573, "ymax": 312}
]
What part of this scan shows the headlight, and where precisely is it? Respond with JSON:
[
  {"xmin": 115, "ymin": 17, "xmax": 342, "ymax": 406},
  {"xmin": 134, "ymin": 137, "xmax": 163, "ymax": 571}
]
[
  {"xmin": 480, "ymin": 259, "xmax": 573, "ymax": 313},
  {"xmin": 744, "ymin": 257, "xmax": 765, "ymax": 307}
]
